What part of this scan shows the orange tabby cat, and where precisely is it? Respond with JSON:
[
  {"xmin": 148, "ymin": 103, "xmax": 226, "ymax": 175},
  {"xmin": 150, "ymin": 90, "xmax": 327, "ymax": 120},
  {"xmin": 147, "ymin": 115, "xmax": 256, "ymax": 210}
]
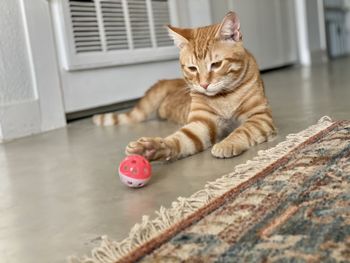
[{"xmin": 93, "ymin": 11, "xmax": 277, "ymax": 161}]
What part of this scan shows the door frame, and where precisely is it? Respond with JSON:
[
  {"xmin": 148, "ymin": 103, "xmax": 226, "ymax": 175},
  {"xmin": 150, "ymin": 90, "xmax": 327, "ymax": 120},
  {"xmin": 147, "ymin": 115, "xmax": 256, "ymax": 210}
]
[{"xmin": 20, "ymin": 0, "xmax": 66, "ymax": 132}]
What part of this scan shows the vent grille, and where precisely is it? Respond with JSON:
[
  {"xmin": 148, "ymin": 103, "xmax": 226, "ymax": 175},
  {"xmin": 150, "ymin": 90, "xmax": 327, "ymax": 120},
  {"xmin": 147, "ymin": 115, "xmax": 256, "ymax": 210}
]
[
  {"xmin": 101, "ymin": 0, "xmax": 129, "ymax": 51},
  {"xmin": 67, "ymin": 0, "xmax": 173, "ymax": 55},
  {"xmin": 69, "ymin": 0, "xmax": 103, "ymax": 53},
  {"xmin": 127, "ymin": 0, "xmax": 152, "ymax": 49},
  {"xmin": 152, "ymin": 0, "xmax": 172, "ymax": 47}
]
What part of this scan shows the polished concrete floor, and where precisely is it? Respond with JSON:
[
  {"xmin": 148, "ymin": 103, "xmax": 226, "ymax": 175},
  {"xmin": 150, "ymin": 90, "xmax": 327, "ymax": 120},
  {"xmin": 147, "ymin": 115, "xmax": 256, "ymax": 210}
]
[{"xmin": 1, "ymin": 57, "xmax": 350, "ymax": 263}]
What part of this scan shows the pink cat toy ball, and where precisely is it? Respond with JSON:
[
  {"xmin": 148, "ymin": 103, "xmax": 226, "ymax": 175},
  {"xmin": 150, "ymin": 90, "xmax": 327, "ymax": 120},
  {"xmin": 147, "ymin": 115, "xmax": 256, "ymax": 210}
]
[{"xmin": 118, "ymin": 155, "xmax": 152, "ymax": 188}]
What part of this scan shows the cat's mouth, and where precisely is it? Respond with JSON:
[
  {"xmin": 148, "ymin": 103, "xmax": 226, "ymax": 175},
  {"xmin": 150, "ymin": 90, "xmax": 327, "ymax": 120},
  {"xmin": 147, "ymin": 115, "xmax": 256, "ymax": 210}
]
[
  {"xmin": 193, "ymin": 87, "xmax": 222, "ymax": 97},
  {"xmin": 199, "ymin": 80, "xmax": 232, "ymax": 96},
  {"xmin": 192, "ymin": 86, "xmax": 219, "ymax": 96},
  {"xmin": 204, "ymin": 90, "xmax": 219, "ymax": 96},
  {"xmin": 190, "ymin": 82, "xmax": 229, "ymax": 96},
  {"xmin": 203, "ymin": 85, "xmax": 226, "ymax": 96}
]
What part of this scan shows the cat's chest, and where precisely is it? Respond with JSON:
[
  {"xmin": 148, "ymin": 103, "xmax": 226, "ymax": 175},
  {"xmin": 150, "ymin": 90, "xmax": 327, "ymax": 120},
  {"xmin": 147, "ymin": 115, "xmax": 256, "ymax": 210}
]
[{"xmin": 209, "ymin": 96, "xmax": 239, "ymax": 119}]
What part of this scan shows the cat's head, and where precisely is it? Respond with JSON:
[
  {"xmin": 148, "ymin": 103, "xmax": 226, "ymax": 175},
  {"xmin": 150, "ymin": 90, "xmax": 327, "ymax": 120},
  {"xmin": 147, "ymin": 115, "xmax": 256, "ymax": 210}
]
[{"xmin": 168, "ymin": 11, "xmax": 245, "ymax": 96}]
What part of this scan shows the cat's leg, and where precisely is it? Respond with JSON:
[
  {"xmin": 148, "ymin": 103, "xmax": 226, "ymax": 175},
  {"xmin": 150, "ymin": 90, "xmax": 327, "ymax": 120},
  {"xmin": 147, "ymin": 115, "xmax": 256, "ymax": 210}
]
[
  {"xmin": 211, "ymin": 111, "xmax": 276, "ymax": 158},
  {"xmin": 92, "ymin": 107, "xmax": 143, "ymax": 127},
  {"xmin": 93, "ymin": 79, "xmax": 184, "ymax": 126},
  {"xmin": 126, "ymin": 110, "xmax": 219, "ymax": 161}
]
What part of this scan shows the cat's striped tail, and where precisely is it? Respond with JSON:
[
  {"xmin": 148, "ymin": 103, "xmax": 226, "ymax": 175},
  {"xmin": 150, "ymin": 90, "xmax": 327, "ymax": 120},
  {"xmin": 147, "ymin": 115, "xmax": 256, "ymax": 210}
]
[{"xmin": 92, "ymin": 79, "xmax": 180, "ymax": 126}]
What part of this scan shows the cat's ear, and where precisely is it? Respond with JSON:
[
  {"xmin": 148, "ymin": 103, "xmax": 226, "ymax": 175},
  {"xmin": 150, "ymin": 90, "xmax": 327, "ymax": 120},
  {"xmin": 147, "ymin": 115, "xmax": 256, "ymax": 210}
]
[
  {"xmin": 167, "ymin": 25, "xmax": 190, "ymax": 49},
  {"xmin": 216, "ymin": 11, "xmax": 242, "ymax": 42}
]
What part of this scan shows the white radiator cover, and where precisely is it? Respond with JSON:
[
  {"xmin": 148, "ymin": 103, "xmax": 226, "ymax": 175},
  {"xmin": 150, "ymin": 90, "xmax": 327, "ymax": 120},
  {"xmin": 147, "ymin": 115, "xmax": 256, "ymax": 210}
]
[
  {"xmin": 60, "ymin": 59, "xmax": 181, "ymax": 113},
  {"xmin": 51, "ymin": 0, "xmax": 178, "ymax": 71},
  {"xmin": 50, "ymin": 0, "xmax": 183, "ymax": 113}
]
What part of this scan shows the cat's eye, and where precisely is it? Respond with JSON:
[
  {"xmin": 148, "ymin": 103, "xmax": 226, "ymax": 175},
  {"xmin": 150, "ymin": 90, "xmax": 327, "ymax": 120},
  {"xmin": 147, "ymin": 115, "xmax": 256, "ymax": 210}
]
[
  {"xmin": 187, "ymin": 66, "xmax": 197, "ymax": 72},
  {"xmin": 211, "ymin": 61, "xmax": 223, "ymax": 70}
]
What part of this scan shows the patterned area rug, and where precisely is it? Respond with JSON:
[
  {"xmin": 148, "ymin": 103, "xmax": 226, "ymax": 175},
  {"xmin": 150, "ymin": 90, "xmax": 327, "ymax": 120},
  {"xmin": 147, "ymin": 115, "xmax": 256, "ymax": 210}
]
[{"xmin": 71, "ymin": 117, "xmax": 350, "ymax": 263}]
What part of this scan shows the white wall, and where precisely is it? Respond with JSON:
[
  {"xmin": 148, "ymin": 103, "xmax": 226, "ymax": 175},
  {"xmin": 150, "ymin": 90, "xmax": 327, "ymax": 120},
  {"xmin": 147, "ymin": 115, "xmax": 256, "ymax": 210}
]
[
  {"xmin": 186, "ymin": 0, "xmax": 212, "ymax": 27},
  {"xmin": 0, "ymin": 0, "xmax": 66, "ymax": 141},
  {"xmin": 306, "ymin": 0, "xmax": 327, "ymax": 53},
  {"xmin": 210, "ymin": 0, "xmax": 298, "ymax": 69},
  {"xmin": 211, "ymin": 0, "xmax": 327, "ymax": 66},
  {"xmin": 347, "ymin": 14, "xmax": 350, "ymax": 53},
  {"xmin": 345, "ymin": 0, "xmax": 350, "ymax": 53},
  {"xmin": 0, "ymin": 0, "xmax": 40, "ymax": 141},
  {"xmin": 306, "ymin": 0, "xmax": 322, "ymax": 51},
  {"xmin": 0, "ymin": 0, "xmax": 35, "ymax": 105}
]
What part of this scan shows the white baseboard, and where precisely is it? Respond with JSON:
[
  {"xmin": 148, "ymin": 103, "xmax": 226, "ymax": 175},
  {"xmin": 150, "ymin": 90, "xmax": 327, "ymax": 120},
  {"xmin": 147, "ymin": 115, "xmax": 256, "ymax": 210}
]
[{"xmin": 0, "ymin": 99, "xmax": 41, "ymax": 141}]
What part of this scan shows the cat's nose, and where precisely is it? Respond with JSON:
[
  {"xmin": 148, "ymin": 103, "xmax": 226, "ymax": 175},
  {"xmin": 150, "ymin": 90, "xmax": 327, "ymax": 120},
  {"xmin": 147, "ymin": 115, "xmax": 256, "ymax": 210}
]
[{"xmin": 200, "ymin": 83, "xmax": 209, "ymax": 89}]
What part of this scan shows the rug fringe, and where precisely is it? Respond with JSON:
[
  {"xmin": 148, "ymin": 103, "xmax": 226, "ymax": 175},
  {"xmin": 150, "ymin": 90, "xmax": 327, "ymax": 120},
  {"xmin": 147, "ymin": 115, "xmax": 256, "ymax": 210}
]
[{"xmin": 69, "ymin": 116, "xmax": 334, "ymax": 263}]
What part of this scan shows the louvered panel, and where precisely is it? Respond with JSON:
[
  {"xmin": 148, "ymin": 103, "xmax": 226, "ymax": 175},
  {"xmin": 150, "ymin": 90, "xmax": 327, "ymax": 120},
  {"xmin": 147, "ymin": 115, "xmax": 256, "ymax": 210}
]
[
  {"xmin": 128, "ymin": 0, "xmax": 152, "ymax": 49},
  {"xmin": 72, "ymin": 21, "xmax": 100, "ymax": 26},
  {"xmin": 151, "ymin": 0, "xmax": 172, "ymax": 47},
  {"xmin": 101, "ymin": 0, "xmax": 129, "ymax": 51},
  {"xmin": 75, "ymin": 36, "xmax": 101, "ymax": 41},
  {"xmin": 69, "ymin": 0, "xmax": 102, "ymax": 53},
  {"xmin": 73, "ymin": 32, "xmax": 100, "ymax": 37},
  {"xmin": 57, "ymin": 0, "xmax": 178, "ymax": 69}
]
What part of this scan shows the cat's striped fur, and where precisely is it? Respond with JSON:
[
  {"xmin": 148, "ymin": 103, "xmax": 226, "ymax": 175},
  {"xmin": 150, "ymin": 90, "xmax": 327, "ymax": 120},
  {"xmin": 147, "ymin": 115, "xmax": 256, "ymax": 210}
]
[{"xmin": 93, "ymin": 11, "xmax": 276, "ymax": 161}]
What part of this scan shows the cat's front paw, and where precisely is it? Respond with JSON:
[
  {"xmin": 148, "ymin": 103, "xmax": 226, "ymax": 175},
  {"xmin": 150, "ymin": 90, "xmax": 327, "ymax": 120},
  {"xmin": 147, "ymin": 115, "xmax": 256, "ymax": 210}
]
[
  {"xmin": 211, "ymin": 141, "xmax": 246, "ymax": 158},
  {"xmin": 126, "ymin": 137, "xmax": 171, "ymax": 161}
]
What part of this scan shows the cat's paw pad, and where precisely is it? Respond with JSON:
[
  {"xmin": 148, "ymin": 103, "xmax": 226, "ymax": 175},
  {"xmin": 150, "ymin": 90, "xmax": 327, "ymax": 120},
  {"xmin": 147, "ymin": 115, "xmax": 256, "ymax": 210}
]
[
  {"xmin": 211, "ymin": 141, "xmax": 246, "ymax": 158},
  {"xmin": 126, "ymin": 137, "xmax": 169, "ymax": 161}
]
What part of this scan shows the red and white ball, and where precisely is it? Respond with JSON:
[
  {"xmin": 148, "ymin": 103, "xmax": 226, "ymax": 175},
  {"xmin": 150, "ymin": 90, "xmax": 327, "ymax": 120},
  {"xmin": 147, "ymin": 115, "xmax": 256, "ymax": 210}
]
[{"xmin": 118, "ymin": 155, "xmax": 152, "ymax": 188}]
